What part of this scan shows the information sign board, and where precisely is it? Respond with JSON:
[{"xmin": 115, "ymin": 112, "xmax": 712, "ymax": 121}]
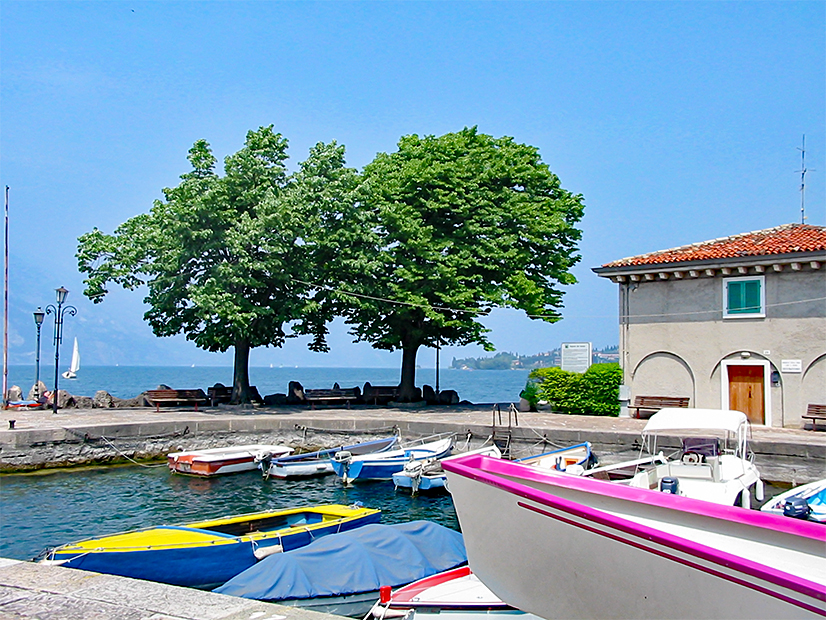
[{"xmin": 561, "ymin": 342, "xmax": 592, "ymax": 374}]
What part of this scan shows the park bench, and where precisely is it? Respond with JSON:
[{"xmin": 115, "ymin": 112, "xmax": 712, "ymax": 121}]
[
  {"xmin": 208, "ymin": 385, "xmax": 232, "ymax": 406},
  {"xmin": 802, "ymin": 404, "xmax": 826, "ymax": 431},
  {"xmin": 304, "ymin": 385, "xmax": 361, "ymax": 409},
  {"xmin": 628, "ymin": 395, "xmax": 690, "ymax": 419},
  {"xmin": 362, "ymin": 382, "xmax": 401, "ymax": 406},
  {"xmin": 146, "ymin": 389, "xmax": 208, "ymax": 412}
]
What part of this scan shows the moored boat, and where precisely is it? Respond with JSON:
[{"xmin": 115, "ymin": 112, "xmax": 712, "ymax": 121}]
[
  {"xmin": 369, "ymin": 565, "xmax": 543, "ymax": 620},
  {"xmin": 582, "ymin": 408, "xmax": 763, "ymax": 507},
  {"xmin": 443, "ymin": 454, "xmax": 826, "ymax": 619},
  {"xmin": 167, "ymin": 444, "xmax": 293, "ymax": 476},
  {"xmin": 260, "ymin": 435, "xmax": 400, "ymax": 479},
  {"xmin": 215, "ymin": 521, "xmax": 467, "ymax": 618},
  {"xmin": 516, "ymin": 441, "xmax": 596, "ymax": 472},
  {"xmin": 761, "ymin": 478, "xmax": 826, "ymax": 523},
  {"xmin": 331, "ymin": 434, "xmax": 455, "ymax": 484},
  {"xmin": 38, "ymin": 503, "xmax": 381, "ymax": 589},
  {"xmin": 393, "ymin": 443, "xmax": 502, "ymax": 494}
]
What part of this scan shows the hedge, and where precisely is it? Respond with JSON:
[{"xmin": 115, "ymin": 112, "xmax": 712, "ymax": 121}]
[{"xmin": 525, "ymin": 363, "xmax": 623, "ymax": 416}]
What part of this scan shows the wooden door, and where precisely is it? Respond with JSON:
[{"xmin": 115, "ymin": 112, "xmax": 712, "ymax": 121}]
[{"xmin": 727, "ymin": 365, "xmax": 765, "ymax": 424}]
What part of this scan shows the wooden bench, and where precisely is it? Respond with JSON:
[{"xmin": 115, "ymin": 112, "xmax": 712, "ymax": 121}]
[
  {"xmin": 207, "ymin": 385, "xmax": 232, "ymax": 406},
  {"xmin": 362, "ymin": 383, "xmax": 400, "ymax": 406},
  {"xmin": 304, "ymin": 386, "xmax": 361, "ymax": 409},
  {"xmin": 629, "ymin": 395, "xmax": 690, "ymax": 419},
  {"xmin": 802, "ymin": 404, "xmax": 826, "ymax": 431},
  {"xmin": 146, "ymin": 389, "xmax": 208, "ymax": 412}
]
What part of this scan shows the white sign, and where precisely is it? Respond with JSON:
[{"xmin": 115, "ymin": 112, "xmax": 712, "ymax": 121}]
[
  {"xmin": 561, "ymin": 342, "xmax": 592, "ymax": 374},
  {"xmin": 781, "ymin": 359, "xmax": 802, "ymax": 373}
]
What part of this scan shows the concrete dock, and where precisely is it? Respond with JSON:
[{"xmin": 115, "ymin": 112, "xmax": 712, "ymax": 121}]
[{"xmin": 0, "ymin": 558, "xmax": 342, "ymax": 620}]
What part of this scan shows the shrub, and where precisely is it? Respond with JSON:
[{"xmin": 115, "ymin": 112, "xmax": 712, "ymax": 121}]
[{"xmin": 526, "ymin": 363, "xmax": 622, "ymax": 416}]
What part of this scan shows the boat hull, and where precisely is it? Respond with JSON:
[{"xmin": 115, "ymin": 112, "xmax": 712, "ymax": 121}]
[
  {"xmin": 264, "ymin": 436, "xmax": 399, "ymax": 479},
  {"xmin": 42, "ymin": 504, "xmax": 381, "ymax": 589},
  {"xmin": 331, "ymin": 436, "xmax": 454, "ymax": 482},
  {"xmin": 444, "ymin": 455, "xmax": 826, "ymax": 620}
]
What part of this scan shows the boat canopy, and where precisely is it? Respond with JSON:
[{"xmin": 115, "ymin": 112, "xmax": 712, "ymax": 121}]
[
  {"xmin": 214, "ymin": 521, "xmax": 466, "ymax": 601},
  {"xmin": 642, "ymin": 408, "xmax": 749, "ymax": 436}
]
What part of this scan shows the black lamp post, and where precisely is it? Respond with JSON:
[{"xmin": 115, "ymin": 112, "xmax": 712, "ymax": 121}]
[
  {"xmin": 45, "ymin": 287, "xmax": 76, "ymax": 414},
  {"xmin": 33, "ymin": 307, "xmax": 45, "ymax": 400}
]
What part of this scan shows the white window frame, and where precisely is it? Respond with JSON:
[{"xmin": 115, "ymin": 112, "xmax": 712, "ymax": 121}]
[{"xmin": 723, "ymin": 275, "xmax": 765, "ymax": 319}]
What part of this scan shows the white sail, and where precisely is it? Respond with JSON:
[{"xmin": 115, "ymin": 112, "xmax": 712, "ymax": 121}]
[{"xmin": 62, "ymin": 338, "xmax": 79, "ymax": 379}]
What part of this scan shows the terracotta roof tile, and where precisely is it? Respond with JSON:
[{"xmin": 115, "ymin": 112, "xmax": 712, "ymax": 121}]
[{"xmin": 601, "ymin": 223, "xmax": 826, "ymax": 268}]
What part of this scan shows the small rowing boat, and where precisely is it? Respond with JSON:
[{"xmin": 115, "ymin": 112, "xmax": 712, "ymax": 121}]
[
  {"xmin": 167, "ymin": 444, "xmax": 293, "ymax": 476},
  {"xmin": 38, "ymin": 503, "xmax": 381, "ymax": 589}
]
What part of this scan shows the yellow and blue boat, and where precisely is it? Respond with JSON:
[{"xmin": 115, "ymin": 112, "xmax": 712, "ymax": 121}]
[{"xmin": 38, "ymin": 503, "xmax": 381, "ymax": 589}]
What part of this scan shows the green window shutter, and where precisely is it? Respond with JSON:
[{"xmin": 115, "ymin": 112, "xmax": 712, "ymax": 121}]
[{"xmin": 727, "ymin": 279, "xmax": 762, "ymax": 314}]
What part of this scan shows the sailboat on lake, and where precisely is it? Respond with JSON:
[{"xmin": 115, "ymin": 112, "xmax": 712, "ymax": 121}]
[{"xmin": 62, "ymin": 338, "xmax": 80, "ymax": 379}]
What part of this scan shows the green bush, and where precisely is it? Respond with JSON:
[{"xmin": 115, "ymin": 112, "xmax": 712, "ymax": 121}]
[{"xmin": 526, "ymin": 363, "xmax": 622, "ymax": 416}]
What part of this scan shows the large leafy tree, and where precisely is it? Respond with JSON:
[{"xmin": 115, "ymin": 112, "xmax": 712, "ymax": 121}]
[
  {"xmin": 341, "ymin": 127, "xmax": 585, "ymax": 401},
  {"xmin": 77, "ymin": 126, "xmax": 359, "ymax": 402}
]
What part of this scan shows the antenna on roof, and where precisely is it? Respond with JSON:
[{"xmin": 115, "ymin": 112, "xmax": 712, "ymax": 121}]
[{"xmin": 796, "ymin": 135, "xmax": 812, "ymax": 224}]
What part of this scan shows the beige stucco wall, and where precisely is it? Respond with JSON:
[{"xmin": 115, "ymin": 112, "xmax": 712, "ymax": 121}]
[{"xmin": 616, "ymin": 267, "xmax": 826, "ymax": 428}]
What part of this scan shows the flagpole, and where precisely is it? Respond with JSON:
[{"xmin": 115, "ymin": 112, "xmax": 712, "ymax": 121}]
[{"xmin": 3, "ymin": 186, "xmax": 9, "ymax": 408}]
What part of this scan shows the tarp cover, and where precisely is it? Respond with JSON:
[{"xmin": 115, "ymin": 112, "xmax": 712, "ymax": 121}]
[{"xmin": 214, "ymin": 521, "xmax": 466, "ymax": 601}]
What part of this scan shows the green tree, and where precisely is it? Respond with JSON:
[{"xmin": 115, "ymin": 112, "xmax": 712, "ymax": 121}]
[
  {"xmin": 77, "ymin": 127, "xmax": 359, "ymax": 403},
  {"xmin": 341, "ymin": 127, "xmax": 585, "ymax": 401}
]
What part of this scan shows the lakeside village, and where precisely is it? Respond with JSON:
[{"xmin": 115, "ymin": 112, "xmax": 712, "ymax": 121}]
[
  {"xmin": 3, "ymin": 226, "xmax": 825, "ymax": 618},
  {"xmin": 451, "ymin": 345, "xmax": 619, "ymax": 371}
]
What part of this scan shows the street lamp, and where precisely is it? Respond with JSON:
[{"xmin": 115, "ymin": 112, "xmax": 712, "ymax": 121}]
[
  {"xmin": 45, "ymin": 287, "xmax": 76, "ymax": 413},
  {"xmin": 33, "ymin": 307, "xmax": 45, "ymax": 400}
]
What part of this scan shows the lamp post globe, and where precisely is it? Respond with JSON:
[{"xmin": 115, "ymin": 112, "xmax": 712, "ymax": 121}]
[
  {"xmin": 33, "ymin": 308, "xmax": 45, "ymax": 400},
  {"xmin": 45, "ymin": 287, "xmax": 76, "ymax": 414}
]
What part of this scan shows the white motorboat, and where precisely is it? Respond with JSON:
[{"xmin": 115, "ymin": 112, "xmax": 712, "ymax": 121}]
[
  {"xmin": 331, "ymin": 434, "xmax": 455, "ymax": 484},
  {"xmin": 582, "ymin": 408, "xmax": 763, "ymax": 507},
  {"xmin": 167, "ymin": 444, "xmax": 293, "ymax": 476},
  {"xmin": 393, "ymin": 442, "xmax": 502, "ymax": 494},
  {"xmin": 259, "ymin": 435, "xmax": 400, "ymax": 479},
  {"xmin": 443, "ymin": 454, "xmax": 826, "ymax": 619},
  {"xmin": 761, "ymin": 478, "xmax": 826, "ymax": 523}
]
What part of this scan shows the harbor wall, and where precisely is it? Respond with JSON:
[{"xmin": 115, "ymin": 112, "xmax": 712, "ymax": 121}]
[{"xmin": 1, "ymin": 411, "xmax": 822, "ymax": 485}]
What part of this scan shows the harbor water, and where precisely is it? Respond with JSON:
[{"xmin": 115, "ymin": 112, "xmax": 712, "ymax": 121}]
[
  {"xmin": 0, "ymin": 464, "xmax": 459, "ymax": 563},
  {"xmin": 5, "ymin": 365, "xmax": 531, "ymax": 406}
]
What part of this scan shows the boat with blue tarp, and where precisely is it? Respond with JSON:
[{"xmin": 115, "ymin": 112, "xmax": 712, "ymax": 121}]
[
  {"xmin": 215, "ymin": 520, "xmax": 467, "ymax": 617},
  {"xmin": 37, "ymin": 503, "xmax": 380, "ymax": 589}
]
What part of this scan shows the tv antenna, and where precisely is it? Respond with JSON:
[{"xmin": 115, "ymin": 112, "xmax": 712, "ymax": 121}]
[{"xmin": 797, "ymin": 135, "xmax": 813, "ymax": 224}]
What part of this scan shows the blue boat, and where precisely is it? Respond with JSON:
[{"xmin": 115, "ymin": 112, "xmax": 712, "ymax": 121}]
[
  {"xmin": 215, "ymin": 521, "xmax": 467, "ymax": 617},
  {"xmin": 260, "ymin": 435, "xmax": 400, "ymax": 479},
  {"xmin": 331, "ymin": 434, "xmax": 455, "ymax": 484},
  {"xmin": 516, "ymin": 441, "xmax": 597, "ymax": 472},
  {"xmin": 393, "ymin": 443, "xmax": 502, "ymax": 494},
  {"xmin": 38, "ymin": 504, "xmax": 381, "ymax": 589}
]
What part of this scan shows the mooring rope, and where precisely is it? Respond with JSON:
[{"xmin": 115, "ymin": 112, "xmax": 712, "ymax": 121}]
[{"xmin": 98, "ymin": 435, "xmax": 167, "ymax": 468}]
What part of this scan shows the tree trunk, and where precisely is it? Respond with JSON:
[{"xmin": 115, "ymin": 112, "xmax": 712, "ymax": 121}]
[
  {"xmin": 398, "ymin": 343, "xmax": 420, "ymax": 402},
  {"xmin": 231, "ymin": 339, "xmax": 252, "ymax": 404}
]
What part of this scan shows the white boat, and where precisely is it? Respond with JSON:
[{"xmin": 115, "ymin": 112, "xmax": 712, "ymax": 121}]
[
  {"xmin": 582, "ymin": 408, "xmax": 763, "ymax": 507},
  {"xmin": 516, "ymin": 441, "xmax": 596, "ymax": 472},
  {"xmin": 761, "ymin": 478, "xmax": 826, "ymax": 523},
  {"xmin": 62, "ymin": 337, "xmax": 80, "ymax": 379},
  {"xmin": 370, "ymin": 565, "xmax": 543, "ymax": 620},
  {"xmin": 393, "ymin": 443, "xmax": 502, "ymax": 494},
  {"xmin": 167, "ymin": 444, "xmax": 293, "ymax": 476},
  {"xmin": 259, "ymin": 436, "xmax": 400, "ymax": 479},
  {"xmin": 443, "ymin": 454, "xmax": 826, "ymax": 620},
  {"xmin": 331, "ymin": 434, "xmax": 455, "ymax": 484}
]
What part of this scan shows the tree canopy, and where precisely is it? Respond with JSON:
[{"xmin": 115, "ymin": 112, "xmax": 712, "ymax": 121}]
[
  {"xmin": 77, "ymin": 125, "xmax": 584, "ymax": 404},
  {"xmin": 339, "ymin": 127, "xmax": 585, "ymax": 399},
  {"xmin": 77, "ymin": 126, "xmax": 359, "ymax": 402}
]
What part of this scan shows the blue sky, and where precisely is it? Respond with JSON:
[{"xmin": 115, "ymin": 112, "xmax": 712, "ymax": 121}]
[{"xmin": 1, "ymin": 1, "xmax": 824, "ymax": 370}]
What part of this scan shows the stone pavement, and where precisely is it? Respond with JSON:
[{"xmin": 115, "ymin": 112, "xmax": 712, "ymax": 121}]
[{"xmin": 0, "ymin": 558, "xmax": 341, "ymax": 620}]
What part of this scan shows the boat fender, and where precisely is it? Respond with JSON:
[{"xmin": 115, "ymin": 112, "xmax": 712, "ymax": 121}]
[
  {"xmin": 253, "ymin": 544, "xmax": 283, "ymax": 560},
  {"xmin": 783, "ymin": 497, "xmax": 812, "ymax": 520}
]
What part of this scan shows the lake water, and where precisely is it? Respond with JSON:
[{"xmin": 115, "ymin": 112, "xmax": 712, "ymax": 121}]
[
  {"xmin": 5, "ymin": 365, "xmax": 531, "ymax": 406},
  {"xmin": 0, "ymin": 465, "xmax": 459, "ymax": 562}
]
